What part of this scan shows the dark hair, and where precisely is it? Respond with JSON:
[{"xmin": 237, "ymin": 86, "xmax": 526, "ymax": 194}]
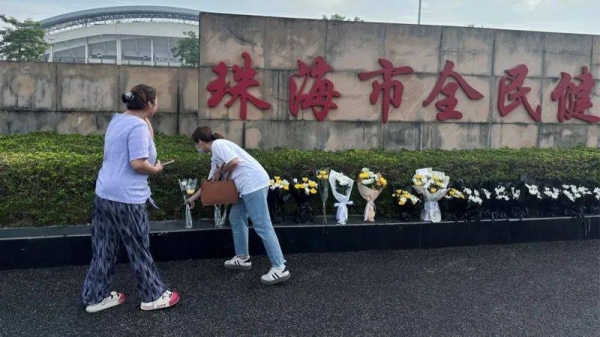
[
  {"xmin": 191, "ymin": 126, "xmax": 224, "ymax": 143},
  {"xmin": 121, "ymin": 84, "xmax": 157, "ymax": 110}
]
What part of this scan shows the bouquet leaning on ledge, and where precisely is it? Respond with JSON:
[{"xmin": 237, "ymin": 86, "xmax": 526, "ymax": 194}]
[
  {"xmin": 267, "ymin": 176, "xmax": 291, "ymax": 224},
  {"xmin": 412, "ymin": 168, "xmax": 450, "ymax": 223},
  {"xmin": 357, "ymin": 168, "xmax": 387, "ymax": 222},
  {"xmin": 328, "ymin": 170, "xmax": 354, "ymax": 225},
  {"xmin": 290, "ymin": 177, "xmax": 319, "ymax": 224},
  {"xmin": 316, "ymin": 169, "xmax": 330, "ymax": 224},
  {"xmin": 392, "ymin": 187, "xmax": 421, "ymax": 222}
]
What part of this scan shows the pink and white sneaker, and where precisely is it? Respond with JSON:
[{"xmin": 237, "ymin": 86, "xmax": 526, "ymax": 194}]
[
  {"xmin": 85, "ymin": 291, "xmax": 126, "ymax": 313},
  {"xmin": 140, "ymin": 290, "xmax": 180, "ymax": 311}
]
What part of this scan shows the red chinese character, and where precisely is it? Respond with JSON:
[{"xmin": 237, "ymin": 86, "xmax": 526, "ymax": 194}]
[
  {"xmin": 498, "ymin": 64, "xmax": 541, "ymax": 122},
  {"xmin": 423, "ymin": 60, "xmax": 484, "ymax": 121},
  {"xmin": 289, "ymin": 57, "xmax": 341, "ymax": 121},
  {"xmin": 358, "ymin": 58, "xmax": 414, "ymax": 123},
  {"xmin": 551, "ymin": 66, "xmax": 599, "ymax": 123},
  {"xmin": 206, "ymin": 52, "xmax": 271, "ymax": 120}
]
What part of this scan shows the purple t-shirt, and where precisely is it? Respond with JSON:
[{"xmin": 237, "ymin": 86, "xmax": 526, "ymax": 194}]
[{"xmin": 95, "ymin": 113, "xmax": 157, "ymax": 204}]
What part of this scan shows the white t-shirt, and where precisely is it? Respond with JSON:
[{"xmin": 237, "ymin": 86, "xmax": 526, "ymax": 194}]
[{"xmin": 209, "ymin": 139, "xmax": 270, "ymax": 196}]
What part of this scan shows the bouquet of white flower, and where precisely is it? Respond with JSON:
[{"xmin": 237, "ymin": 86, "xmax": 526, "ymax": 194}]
[
  {"xmin": 328, "ymin": 170, "xmax": 354, "ymax": 225},
  {"xmin": 411, "ymin": 168, "xmax": 450, "ymax": 222}
]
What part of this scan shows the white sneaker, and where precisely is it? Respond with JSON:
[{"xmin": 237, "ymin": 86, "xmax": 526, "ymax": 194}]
[
  {"xmin": 140, "ymin": 290, "xmax": 180, "ymax": 311},
  {"xmin": 261, "ymin": 265, "xmax": 291, "ymax": 285},
  {"xmin": 224, "ymin": 255, "xmax": 252, "ymax": 270},
  {"xmin": 85, "ymin": 291, "xmax": 126, "ymax": 313}
]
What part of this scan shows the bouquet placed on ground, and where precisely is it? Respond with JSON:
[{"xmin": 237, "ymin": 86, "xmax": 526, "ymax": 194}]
[
  {"xmin": 316, "ymin": 169, "xmax": 330, "ymax": 224},
  {"xmin": 392, "ymin": 186, "xmax": 421, "ymax": 222},
  {"xmin": 267, "ymin": 176, "xmax": 291, "ymax": 224},
  {"xmin": 289, "ymin": 177, "xmax": 318, "ymax": 224},
  {"xmin": 558, "ymin": 183, "xmax": 592, "ymax": 218},
  {"xmin": 441, "ymin": 185, "xmax": 469, "ymax": 221},
  {"xmin": 520, "ymin": 176, "xmax": 544, "ymax": 217},
  {"xmin": 328, "ymin": 170, "xmax": 354, "ymax": 225},
  {"xmin": 411, "ymin": 168, "xmax": 450, "ymax": 223},
  {"xmin": 357, "ymin": 168, "xmax": 387, "ymax": 222},
  {"xmin": 179, "ymin": 178, "xmax": 197, "ymax": 228}
]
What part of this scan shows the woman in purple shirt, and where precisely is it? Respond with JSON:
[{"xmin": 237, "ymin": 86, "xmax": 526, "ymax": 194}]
[{"xmin": 81, "ymin": 84, "xmax": 179, "ymax": 313}]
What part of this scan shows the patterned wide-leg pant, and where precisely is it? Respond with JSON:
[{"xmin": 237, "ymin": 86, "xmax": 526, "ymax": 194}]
[{"xmin": 81, "ymin": 196, "xmax": 166, "ymax": 306}]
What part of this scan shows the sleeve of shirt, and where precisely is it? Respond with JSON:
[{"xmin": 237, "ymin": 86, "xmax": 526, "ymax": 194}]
[
  {"xmin": 211, "ymin": 141, "xmax": 238, "ymax": 166},
  {"xmin": 208, "ymin": 161, "xmax": 217, "ymax": 179},
  {"xmin": 127, "ymin": 123, "xmax": 151, "ymax": 161}
]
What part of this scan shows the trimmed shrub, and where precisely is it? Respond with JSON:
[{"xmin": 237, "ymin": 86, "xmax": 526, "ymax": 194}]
[{"xmin": 0, "ymin": 132, "xmax": 598, "ymax": 227}]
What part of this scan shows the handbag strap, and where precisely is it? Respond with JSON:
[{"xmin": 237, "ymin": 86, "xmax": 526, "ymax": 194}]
[{"xmin": 209, "ymin": 169, "xmax": 231, "ymax": 182}]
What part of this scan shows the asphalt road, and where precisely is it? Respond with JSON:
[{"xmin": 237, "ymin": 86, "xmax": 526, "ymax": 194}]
[{"xmin": 1, "ymin": 241, "xmax": 598, "ymax": 337}]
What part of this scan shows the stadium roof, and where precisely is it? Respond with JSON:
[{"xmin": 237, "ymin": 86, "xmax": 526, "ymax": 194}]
[{"xmin": 40, "ymin": 6, "xmax": 200, "ymax": 33}]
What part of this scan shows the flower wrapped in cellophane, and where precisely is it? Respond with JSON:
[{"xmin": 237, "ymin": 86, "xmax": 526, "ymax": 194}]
[
  {"xmin": 316, "ymin": 169, "xmax": 330, "ymax": 224},
  {"xmin": 411, "ymin": 168, "xmax": 450, "ymax": 223},
  {"xmin": 289, "ymin": 177, "xmax": 318, "ymax": 224},
  {"xmin": 392, "ymin": 187, "xmax": 421, "ymax": 221},
  {"xmin": 357, "ymin": 168, "xmax": 387, "ymax": 222},
  {"xmin": 267, "ymin": 176, "xmax": 291, "ymax": 224},
  {"xmin": 328, "ymin": 170, "xmax": 354, "ymax": 225}
]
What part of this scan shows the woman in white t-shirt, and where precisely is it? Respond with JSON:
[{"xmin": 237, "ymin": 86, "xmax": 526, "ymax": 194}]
[{"xmin": 186, "ymin": 126, "xmax": 290, "ymax": 285}]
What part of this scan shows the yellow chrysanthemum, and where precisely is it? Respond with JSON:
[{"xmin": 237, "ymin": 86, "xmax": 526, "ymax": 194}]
[
  {"xmin": 319, "ymin": 170, "xmax": 327, "ymax": 175},
  {"xmin": 399, "ymin": 199, "xmax": 406, "ymax": 206},
  {"xmin": 283, "ymin": 185, "xmax": 290, "ymax": 191},
  {"xmin": 310, "ymin": 188, "xmax": 317, "ymax": 194},
  {"xmin": 308, "ymin": 181, "xmax": 317, "ymax": 188},
  {"xmin": 302, "ymin": 177, "xmax": 308, "ymax": 182},
  {"xmin": 323, "ymin": 175, "xmax": 329, "ymax": 180},
  {"xmin": 430, "ymin": 187, "xmax": 438, "ymax": 193}
]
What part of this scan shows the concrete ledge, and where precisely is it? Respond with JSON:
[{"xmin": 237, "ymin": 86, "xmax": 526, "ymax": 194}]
[{"xmin": 0, "ymin": 216, "xmax": 598, "ymax": 270}]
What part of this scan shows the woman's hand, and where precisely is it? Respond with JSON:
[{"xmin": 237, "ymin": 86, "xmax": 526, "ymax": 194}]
[
  {"xmin": 130, "ymin": 159, "xmax": 163, "ymax": 175},
  {"xmin": 154, "ymin": 160, "xmax": 163, "ymax": 173},
  {"xmin": 185, "ymin": 195, "xmax": 197, "ymax": 209}
]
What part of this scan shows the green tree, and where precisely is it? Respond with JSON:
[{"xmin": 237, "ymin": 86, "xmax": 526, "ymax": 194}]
[
  {"xmin": 0, "ymin": 15, "xmax": 49, "ymax": 62},
  {"xmin": 172, "ymin": 30, "xmax": 199, "ymax": 67},
  {"xmin": 322, "ymin": 14, "xmax": 364, "ymax": 22}
]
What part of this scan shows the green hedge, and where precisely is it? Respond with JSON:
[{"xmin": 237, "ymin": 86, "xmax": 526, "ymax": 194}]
[{"xmin": 0, "ymin": 132, "xmax": 598, "ymax": 227}]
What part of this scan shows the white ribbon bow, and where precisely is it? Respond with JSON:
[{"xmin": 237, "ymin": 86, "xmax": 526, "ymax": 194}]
[{"xmin": 334, "ymin": 201, "xmax": 353, "ymax": 225}]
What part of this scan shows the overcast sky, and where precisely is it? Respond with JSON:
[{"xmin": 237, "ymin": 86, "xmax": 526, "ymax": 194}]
[{"xmin": 0, "ymin": 0, "xmax": 598, "ymax": 35}]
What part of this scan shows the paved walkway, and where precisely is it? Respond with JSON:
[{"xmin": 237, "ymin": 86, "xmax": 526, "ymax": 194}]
[{"xmin": 1, "ymin": 241, "xmax": 598, "ymax": 336}]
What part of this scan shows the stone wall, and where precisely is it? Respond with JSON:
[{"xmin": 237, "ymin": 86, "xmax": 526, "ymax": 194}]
[
  {"xmin": 0, "ymin": 62, "xmax": 198, "ymax": 136},
  {"xmin": 1, "ymin": 12, "xmax": 598, "ymax": 151},
  {"xmin": 198, "ymin": 13, "xmax": 599, "ymax": 150}
]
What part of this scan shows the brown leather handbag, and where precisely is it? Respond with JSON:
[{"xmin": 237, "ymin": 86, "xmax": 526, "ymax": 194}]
[{"xmin": 200, "ymin": 172, "xmax": 239, "ymax": 206}]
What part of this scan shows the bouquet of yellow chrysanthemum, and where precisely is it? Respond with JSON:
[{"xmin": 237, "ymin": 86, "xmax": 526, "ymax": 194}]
[
  {"xmin": 357, "ymin": 168, "xmax": 387, "ymax": 222},
  {"xmin": 267, "ymin": 176, "xmax": 291, "ymax": 224},
  {"xmin": 412, "ymin": 168, "xmax": 450, "ymax": 222},
  {"xmin": 392, "ymin": 188, "xmax": 421, "ymax": 221},
  {"xmin": 269, "ymin": 176, "xmax": 291, "ymax": 193},
  {"xmin": 316, "ymin": 169, "xmax": 330, "ymax": 224},
  {"xmin": 290, "ymin": 177, "xmax": 319, "ymax": 223}
]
